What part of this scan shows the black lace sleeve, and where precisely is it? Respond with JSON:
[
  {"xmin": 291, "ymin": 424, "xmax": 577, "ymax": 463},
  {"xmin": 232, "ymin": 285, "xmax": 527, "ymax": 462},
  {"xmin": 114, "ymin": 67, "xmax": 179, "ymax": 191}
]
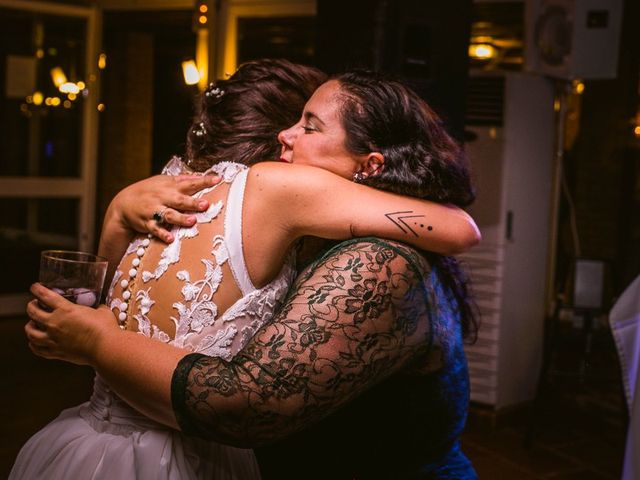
[
  {"xmin": 171, "ymin": 238, "xmax": 436, "ymax": 446},
  {"xmin": 171, "ymin": 352, "xmax": 205, "ymax": 435}
]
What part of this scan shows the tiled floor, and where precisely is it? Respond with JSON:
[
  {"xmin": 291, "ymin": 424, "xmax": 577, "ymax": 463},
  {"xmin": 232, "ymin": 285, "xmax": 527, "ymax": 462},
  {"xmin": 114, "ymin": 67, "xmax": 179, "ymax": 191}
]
[{"xmin": 0, "ymin": 315, "xmax": 628, "ymax": 478}]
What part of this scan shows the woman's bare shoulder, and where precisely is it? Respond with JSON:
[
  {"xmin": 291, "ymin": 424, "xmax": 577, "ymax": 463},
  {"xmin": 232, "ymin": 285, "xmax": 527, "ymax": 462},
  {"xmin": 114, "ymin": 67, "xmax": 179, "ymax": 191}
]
[{"xmin": 247, "ymin": 162, "xmax": 344, "ymax": 191}]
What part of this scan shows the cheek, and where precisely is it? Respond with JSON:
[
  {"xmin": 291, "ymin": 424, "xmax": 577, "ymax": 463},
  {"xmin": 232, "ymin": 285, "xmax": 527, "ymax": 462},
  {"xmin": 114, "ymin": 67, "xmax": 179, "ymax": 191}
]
[{"xmin": 291, "ymin": 138, "xmax": 316, "ymax": 162}]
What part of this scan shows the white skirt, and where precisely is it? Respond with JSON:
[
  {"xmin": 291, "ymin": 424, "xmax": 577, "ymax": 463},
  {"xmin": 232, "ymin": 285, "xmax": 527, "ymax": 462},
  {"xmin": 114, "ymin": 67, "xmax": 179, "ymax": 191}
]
[{"xmin": 9, "ymin": 376, "xmax": 260, "ymax": 480}]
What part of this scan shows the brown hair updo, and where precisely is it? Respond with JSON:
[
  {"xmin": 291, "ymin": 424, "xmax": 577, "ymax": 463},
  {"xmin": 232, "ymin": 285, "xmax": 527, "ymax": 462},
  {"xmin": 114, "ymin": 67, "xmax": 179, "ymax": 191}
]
[{"xmin": 184, "ymin": 59, "xmax": 327, "ymax": 172}]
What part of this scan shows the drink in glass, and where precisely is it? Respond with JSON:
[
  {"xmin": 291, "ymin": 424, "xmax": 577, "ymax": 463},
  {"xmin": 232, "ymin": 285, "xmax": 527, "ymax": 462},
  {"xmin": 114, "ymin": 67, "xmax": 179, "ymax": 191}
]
[{"xmin": 39, "ymin": 250, "xmax": 108, "ymax": 308}]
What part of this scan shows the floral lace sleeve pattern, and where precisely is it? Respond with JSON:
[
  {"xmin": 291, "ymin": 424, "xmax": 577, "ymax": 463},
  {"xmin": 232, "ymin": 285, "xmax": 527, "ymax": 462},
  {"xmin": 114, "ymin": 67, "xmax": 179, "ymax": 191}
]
[{"xmin": 171, "ymin": 238, "xmax": 437, "ymax": 446}]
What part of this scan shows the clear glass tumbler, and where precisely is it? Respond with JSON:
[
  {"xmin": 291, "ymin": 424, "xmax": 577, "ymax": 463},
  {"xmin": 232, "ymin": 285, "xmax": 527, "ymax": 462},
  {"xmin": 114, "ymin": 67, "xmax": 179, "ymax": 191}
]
[{"xmin": 39, "ymin": 250, "xmax": 108, "ymax": 308}]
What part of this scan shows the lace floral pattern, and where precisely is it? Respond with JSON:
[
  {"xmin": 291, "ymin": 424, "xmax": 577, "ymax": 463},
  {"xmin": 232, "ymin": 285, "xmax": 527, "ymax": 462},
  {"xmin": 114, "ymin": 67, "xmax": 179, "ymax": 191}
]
[{"xmin": 106, "ymin": 159, "xmax": 295, "ymax": 360}]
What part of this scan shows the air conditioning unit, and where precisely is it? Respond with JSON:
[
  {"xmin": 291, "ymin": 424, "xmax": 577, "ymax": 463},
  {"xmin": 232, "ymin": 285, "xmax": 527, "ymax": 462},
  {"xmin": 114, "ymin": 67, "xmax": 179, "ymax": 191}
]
[
  {"xmin": 525, "ymin": 0, "xmax": 623, "ymax": 80},
  {"xmin": 462, "ymin": 72, "xmax": 555, "ymax": 408}
]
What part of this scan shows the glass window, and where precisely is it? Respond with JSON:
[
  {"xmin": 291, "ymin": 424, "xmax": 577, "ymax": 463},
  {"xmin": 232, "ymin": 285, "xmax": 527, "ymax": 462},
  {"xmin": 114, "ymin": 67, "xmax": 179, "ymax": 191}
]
[{"xmin": 0, "ymin": 8, "xmax": 86, "ymax": 177}]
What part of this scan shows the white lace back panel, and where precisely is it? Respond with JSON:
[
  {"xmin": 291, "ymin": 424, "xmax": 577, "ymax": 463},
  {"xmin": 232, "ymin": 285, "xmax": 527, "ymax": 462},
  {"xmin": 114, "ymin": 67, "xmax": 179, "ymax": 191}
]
[{"xmin": 107, "ymin": 159, "xmax": 295, "ymax": 360}]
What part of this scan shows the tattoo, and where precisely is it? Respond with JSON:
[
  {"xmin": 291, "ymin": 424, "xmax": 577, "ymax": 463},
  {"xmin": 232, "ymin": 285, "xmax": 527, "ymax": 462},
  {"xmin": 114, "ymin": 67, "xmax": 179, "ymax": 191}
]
[
  {"xmin": 385, "ymin": 211, "xmax": 432, "ymax": 237},
  {"xmin": 172, "ymin": 239, "xmax": 435, "ymax": 446}
]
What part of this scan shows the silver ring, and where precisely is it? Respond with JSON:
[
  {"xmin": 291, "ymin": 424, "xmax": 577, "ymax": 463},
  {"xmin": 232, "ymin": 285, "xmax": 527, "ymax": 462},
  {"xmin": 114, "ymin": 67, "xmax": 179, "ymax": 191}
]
[{"xmin": 152, "ymin": 208, "xmax": 167, "ymax": 223}]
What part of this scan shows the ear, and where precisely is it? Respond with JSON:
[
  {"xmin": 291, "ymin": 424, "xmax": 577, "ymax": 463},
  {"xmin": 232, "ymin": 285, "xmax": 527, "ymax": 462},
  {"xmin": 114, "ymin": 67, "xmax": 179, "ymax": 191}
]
[{"xmin": 361, "ymin": 152, "xmax": 385, "ymax": 179}]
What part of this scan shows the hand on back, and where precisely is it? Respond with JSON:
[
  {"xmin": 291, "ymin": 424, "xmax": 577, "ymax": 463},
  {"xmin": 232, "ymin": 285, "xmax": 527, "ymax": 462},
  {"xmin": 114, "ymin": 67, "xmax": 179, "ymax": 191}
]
[{"xmin": 108, "ymin": 174, "xmax": 221, "ymax": 243}]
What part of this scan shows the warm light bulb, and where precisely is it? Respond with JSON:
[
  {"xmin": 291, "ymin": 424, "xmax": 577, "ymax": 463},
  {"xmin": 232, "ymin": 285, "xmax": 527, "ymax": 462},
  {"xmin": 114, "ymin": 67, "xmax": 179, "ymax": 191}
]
[
  {"xmin": 199, "ymin": 4, "xmax": 208, "ymax": 13},
  {"xmin": 469, "ymin": 44, "xmax": 496, "ymax": 60},
  {"xmin": 32, "ymin": 91, "xmax": 44, "ymax": 106},
  {"xmin": 573, "ymin": 80, "xmax": 585, "ymax": 94},
  {"xmin": 98, "ymin": 53, "xmax": 107, "ymax": 70},
  {"xmin": 634, "ymin": 125, "xmax": 640, "ymax": 137},
  {"xmin": 50, "ymin": 67, "xmax": 67, "ymax": 88},
  {"xmin": 182, "ymin": 60, "xmax": 200, "ymax": 85},
  {"xmin": 199, "ymin": 15, "xmax": 207, "ymax": 24}
]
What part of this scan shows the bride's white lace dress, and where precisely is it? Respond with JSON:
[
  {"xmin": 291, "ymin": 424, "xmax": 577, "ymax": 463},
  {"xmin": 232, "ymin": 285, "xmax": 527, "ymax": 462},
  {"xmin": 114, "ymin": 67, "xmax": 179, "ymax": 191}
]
[{"xmin": 10, "ymin": 160, "xmax": 295, "ymax": 479}]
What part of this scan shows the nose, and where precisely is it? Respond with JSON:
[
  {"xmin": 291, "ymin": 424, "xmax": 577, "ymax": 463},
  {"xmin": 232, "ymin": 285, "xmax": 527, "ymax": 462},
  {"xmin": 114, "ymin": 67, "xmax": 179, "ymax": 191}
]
[{"xmin": 277, "ymin": 125, "xmax": 296, "ymax": 149}]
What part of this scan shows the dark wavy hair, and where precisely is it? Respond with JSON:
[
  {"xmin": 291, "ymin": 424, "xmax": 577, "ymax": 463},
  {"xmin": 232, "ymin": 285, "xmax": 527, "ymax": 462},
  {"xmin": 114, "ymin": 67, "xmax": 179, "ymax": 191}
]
[
  {"xmin": 184, "ymin": 59, "xmax": 327, "ymax": 171},
  {"xmin": 334, "ymin": 70, "xmax": 478, "ymax": 340}
]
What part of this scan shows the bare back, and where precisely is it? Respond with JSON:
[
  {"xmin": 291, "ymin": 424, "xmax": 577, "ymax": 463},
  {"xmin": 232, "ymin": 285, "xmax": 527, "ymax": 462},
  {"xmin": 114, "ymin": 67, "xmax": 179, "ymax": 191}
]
[{"xmin": 106, "ymin": 160, "xmax": 295, "ymax": 360}]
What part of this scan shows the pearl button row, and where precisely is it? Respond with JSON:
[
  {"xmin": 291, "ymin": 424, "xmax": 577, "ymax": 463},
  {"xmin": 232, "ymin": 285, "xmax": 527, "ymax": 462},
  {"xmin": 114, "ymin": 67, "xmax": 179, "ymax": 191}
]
[{"xmin": 117, "ymin": 235, "xmax": 151, "ymax": 329}]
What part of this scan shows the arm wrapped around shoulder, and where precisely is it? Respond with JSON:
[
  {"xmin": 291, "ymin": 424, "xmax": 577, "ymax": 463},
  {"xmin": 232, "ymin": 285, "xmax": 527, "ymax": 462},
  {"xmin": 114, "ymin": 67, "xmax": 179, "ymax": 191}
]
[{"xmin": 171, "ymin": 238, "xmax": 438, "ymax": 447}]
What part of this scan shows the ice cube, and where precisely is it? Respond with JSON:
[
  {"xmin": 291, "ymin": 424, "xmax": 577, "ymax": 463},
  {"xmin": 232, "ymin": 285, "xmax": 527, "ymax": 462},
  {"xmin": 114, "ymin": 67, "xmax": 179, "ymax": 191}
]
[{"xmin": 74, "ymin": 289, "xmax": 97, "ymax": 307}]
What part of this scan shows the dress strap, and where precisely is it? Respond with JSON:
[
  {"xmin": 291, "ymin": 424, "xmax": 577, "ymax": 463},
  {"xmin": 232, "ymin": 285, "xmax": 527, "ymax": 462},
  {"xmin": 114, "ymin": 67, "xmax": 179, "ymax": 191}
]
[{"xmin": 224, "ymin": 167, "xmax": 256, "ymax": 296}]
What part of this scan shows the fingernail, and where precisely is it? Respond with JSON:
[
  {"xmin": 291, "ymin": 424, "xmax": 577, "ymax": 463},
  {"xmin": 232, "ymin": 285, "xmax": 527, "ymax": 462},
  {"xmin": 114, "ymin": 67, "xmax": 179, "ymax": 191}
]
[
  {"xmin": 198, "ymin": 201, "xmax": 208, "ymax": 210},
  {"xmin": 187, "ymin": 215, "xmax": 197, "ymax": 224}
]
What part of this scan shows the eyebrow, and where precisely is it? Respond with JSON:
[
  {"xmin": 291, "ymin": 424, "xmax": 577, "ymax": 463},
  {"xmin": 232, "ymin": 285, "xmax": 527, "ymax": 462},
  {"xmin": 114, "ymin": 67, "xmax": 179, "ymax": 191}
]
[{"xmin": 303, "ymin": 110, "xmax": 326, "ymax": 127}]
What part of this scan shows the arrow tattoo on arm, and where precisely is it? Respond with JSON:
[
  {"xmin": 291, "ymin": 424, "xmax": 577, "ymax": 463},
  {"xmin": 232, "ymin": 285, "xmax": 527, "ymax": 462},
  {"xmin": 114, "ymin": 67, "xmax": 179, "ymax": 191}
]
[{"xmin": 385, "ymin": 211, "xmax": 433, "ymax": 237}]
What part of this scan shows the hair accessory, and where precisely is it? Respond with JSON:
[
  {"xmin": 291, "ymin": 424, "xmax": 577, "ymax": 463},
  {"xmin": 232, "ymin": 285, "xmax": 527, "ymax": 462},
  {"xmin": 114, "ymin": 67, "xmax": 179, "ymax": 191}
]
[
  {"xmin": 205, "ymin": 83, "xmax": 225, "ymax": 99},
  {"xmin": 193, "ymin": 121, "xmax": 206, "ymax": 137},
  {"xmin": 152, "ymin": 208, "xmax": 168, "ymax": 223},
  {"xmin": 352, "ymin": 172, "xmax": 366, "ymax": 183}
]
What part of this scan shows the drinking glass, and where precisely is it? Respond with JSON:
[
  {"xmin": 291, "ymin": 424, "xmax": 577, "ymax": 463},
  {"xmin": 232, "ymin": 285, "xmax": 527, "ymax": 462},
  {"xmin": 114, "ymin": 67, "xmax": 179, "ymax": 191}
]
[{"xmin": 39, "ymin": 250, "xmax": 108, "ymax": 308}]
